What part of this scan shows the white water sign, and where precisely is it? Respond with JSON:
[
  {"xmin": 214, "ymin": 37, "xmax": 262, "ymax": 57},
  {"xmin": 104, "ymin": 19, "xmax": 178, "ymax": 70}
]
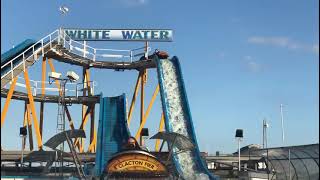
[{"xmin": 63, "ymin": 29, "xmax": 173, "ymax": 41}]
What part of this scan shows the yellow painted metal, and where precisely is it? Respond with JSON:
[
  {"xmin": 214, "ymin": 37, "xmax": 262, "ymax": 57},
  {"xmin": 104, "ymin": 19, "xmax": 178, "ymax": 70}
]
[
  {"xmin": 23, "ymin": 105, "xmax": 28, "ymax": 127},
  {"xmin": 1, "ymin": 77, "xmax": 18, "ymax": 128},
  {"xmin": 24, "ymin": 70, "xmax": 43, "ymax": 150},
  {"xmin": 74, "ymin": 106, "xmax": 91, "ymax": 151},
  {"xmin": 87, "ymin": 126, "xmax": 97, "ymax": 152},
  {"xmin": 155, "ymin": 113, "xmax": 165, "ymax": 151},
  {"xmin": 47, "ymin": 58, "xmax": 61, "ymax": 92},
  {"xmin": 79, "ymin": 69, "xmax": 91, "ymax": 152},
  {"xmin": 127, "ymin": 74, "xmax": 141, "ymax": 125},
  {"xmin": 41, "ymin": 56, "xmax": 46, "ymax": 96},
  {"xmin": 135, "ymin": 84, "xmax": 159, "ymax": 140}
]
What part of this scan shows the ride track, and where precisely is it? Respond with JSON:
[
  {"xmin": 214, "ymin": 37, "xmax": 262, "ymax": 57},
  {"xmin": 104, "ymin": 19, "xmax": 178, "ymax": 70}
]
[{"xmin": 1, "ymin": 29, "xmax": 217, "ymax": 179}]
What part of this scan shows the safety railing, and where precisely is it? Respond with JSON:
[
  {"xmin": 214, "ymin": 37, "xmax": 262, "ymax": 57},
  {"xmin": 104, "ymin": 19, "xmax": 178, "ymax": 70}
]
[
  {"xmin": 1, "ymin": 29, "xmax": 60, "ymax": 82},
  {"xmin": 1, "ymin": 28, "xmax": 151, "ymax": 85},
  {"xmin": 61, "ymin": 30, "xmax": 151, "ymax": 62},
  {"xmin": 5, "ymin": 76, "xmax": 98, "ymax": 97}
]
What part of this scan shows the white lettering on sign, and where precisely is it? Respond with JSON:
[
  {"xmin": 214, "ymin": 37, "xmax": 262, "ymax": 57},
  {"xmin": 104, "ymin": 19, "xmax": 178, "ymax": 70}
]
[{"xmin": 63, "ymin": 29, "xmax": 173, "ymax": 41}]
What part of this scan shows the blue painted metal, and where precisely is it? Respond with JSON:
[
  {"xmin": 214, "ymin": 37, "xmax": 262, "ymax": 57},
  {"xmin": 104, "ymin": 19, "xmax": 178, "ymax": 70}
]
[
  {"xmin": 94, "ymin": 94, "xmax": 131, "ymax": 176},
  {"xmin": 1, "ymin": 39, "xmax": 36, "ymax": 64},
  {"xmin": 156, "ymin": 56, "xmax": 218, "ymax": 179}
]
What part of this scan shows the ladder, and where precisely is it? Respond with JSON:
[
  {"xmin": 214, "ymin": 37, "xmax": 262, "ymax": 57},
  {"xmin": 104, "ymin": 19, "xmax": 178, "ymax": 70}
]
[{"xmin": 65, "ymin": 132, "xmax": 86, "ymax": 179}]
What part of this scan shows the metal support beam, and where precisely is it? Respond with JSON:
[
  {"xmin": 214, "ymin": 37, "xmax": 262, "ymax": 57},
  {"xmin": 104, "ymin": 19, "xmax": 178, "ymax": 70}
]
[
  {"xmin": 155, "ymin": 113, "xmax": 165, "ymax": 151},
  {"xmin": 65, "ymin": 106, "xmax": 75, "ymax": 130},
  {"xmin": 89, "ymin": 104, "xmax": 95, "ymax": 148},
  {"xmin": 139, "ymin": 69, "xmax": 146, "ymax": 145},
  {"xmin": 74, "ymin": 105, "xmax": 91, "ymax": 151},
  {"xmin": 39, "ymin": 102, "xmax": 44, "ymax": 138},
  {"xmin": 79, "ymin": 68, "xmax": 90, "ymax": 152},
  {"xmin": 22, "ymin": 102, "xmax": 28, "ymax": 150},
  {"xmin": 87, "ymin": 126, "xmax": 97, "ymax": 153},
  {"xmin": 26, "ymin": 103, "xmax": 34, "ymax": 151},
  {"xmin": 24, "ymin": 70, "xmax": 43, "ymax": 150},
  {"xmin": 135, "ymin": 84, "xmax": 159, "ymax": 140},
  {"xmin": 41, "ymin": 56, "xmax": 47, "ymax": 96},
  {"xmin": 47, "ymin": 58, "xmax": 61, "ymax": 92},
  {"xmin": 1, "ymin": 77, "xmax": 18, "ymax": 128},
  {"xmin": 127, "ymin": 74, "xmax": 141, "ymax": 125}
]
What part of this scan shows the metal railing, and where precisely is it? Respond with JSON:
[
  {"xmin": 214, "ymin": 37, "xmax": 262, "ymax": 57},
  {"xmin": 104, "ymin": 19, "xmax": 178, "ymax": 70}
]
[
  {"xmin": 1, "ymin": 29, "xmax": 60, "ymax": 81},
  {"xmin": 6, "ymin": 76, "xmax": 97, "ymax": 97},
  {"xmin": 1, "ymin": 28, "xmax": 151, "ymax": 86},
  {"xmin": 61, "ymin": 30, "xmax": 151, "ymax": 62}
]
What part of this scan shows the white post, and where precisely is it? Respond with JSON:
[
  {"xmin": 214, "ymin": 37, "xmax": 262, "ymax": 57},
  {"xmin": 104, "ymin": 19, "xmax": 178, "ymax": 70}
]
[
  {"xmin": 238, "ymin": 139, "xmax": 241, "ymax": 171},
  {"xmin": 21, "ymin": 136, "xmax": 26, "ymax": 168},
  {"xmin": 83, "ymin": 41, "xmax": 87, "ymax": 58}
]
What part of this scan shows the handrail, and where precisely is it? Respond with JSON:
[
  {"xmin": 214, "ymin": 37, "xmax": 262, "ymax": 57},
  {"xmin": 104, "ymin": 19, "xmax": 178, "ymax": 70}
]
[
  {"xmin": 5, "ymin": 76, "xmax": 98, "ymax": 96},
  {"xmin": 62, "ymin": 32, "xmax": 150, "ymax": 62},
  {"xmin": 1, "ymin": 29, "xmax": 60, "ymax": 81},
  {"xmin": 2, "ymin": 28, "xmax": 152, "ymax": 83}
]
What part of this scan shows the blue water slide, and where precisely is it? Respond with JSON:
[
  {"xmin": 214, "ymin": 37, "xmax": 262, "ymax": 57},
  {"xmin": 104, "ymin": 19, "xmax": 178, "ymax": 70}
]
[
  {"xmin": 1, "ymin": 39, "xmax": 40, "ymax": 76},
  {"xmin": 156, "ymin": 56, "xmax": 218, "ymax": 180},
  {"xmin": 95, "ymin": 94, "xmax": 131, "ymax": 176}
]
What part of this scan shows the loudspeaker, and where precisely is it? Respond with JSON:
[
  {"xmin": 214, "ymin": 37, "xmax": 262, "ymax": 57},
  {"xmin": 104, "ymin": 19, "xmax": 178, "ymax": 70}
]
[
  {"xmin": 235, "ymin": 129, "xmax": 243, "ymax": 138},
  {"xmin": 140, "ymin": 128, "xmax": 149, "ymax": 136},
  {"xmin": 20, "ymin": 127, "xmax": 27, "ymax": 136}
]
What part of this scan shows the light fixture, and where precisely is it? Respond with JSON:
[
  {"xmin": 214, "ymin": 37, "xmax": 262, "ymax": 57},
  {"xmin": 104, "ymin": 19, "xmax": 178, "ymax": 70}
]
[
  {"xmin": 66, "ymin": 71, "xmax": 79, "ymax": 82},
  {"xmin": 48, "ymin": 72, "xmax": 62, "ymax": 79}
]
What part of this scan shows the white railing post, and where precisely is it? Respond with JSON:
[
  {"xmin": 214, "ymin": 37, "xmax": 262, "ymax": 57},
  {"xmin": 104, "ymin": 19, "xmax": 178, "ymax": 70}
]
[
  {"xmin": 33, "ymin": 82, "xmax": 37, "ymax": 96},
  {"xmin": 23, "ymin": 53, "xmax": 25, "ymax": 72},
  {"xmin": 11, "ymin": 61, "xmax": 14, "ymax": 80},
  {"xmin": 130, "ymin": 50, "xmax": 133, "ymax": 62},
  {"xmin": 41, "ymin": 39, "xmax": 44, "ymax": 56},
  {"xmin": 63, "ymin": 32, "xmax": 66, "ymax": 48},
  {"xmin": 50, "ymin": 34, "xmax": 52, "ymax": 49},
  {"xmin": 58, "ymin": 28, "xmax": 62, "ymax": 45},
  {"xmin": 83, "ymin": 41, "xmax": 87, "ymax": 58}
]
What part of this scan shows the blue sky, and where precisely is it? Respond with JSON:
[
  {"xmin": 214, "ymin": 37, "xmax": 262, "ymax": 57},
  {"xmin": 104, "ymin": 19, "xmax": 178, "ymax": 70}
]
[{"xmin": 1, "ymin": 0, "xmax": 319, "ymax": 154}]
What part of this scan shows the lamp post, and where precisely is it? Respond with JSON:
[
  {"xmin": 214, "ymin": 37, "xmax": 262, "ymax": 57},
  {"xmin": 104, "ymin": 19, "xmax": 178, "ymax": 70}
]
[
  {"xmin": 48, "ymin": 71, "xmax": 79, "ymax": 176},
  {"xmin": 235, "ymin": 129, "xmax": 243, "ymax": 172}
]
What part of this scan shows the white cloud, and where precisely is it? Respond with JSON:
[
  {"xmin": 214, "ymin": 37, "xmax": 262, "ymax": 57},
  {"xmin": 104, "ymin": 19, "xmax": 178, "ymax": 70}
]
[
  {"xmin": 243, "ymin": 56, "xmax": 262, "ymax": 73},
  {"xmin": 247, "ymin": 61, "xmax": 261, "ymax": 73},
  {"xmin": 120, "ymin": 0, "xmax": 148, "ymax": 7},
  {"xmin": 248, "ymin": 36, "xmax": 290, "ymax": 47},
  {"xmin": 248, "ymin": 36, "xmax": 318, "ymax": 54},
  {"xmin": 244, "ymin": 55, "xmax": 253, "ymax": 60}
]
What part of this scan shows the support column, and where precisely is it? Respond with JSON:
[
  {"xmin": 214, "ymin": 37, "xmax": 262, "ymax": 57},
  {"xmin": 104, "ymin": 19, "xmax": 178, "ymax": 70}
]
[
  {"xmin": 1, "ymin": 77, "xmax": 18, "ymax": 128},
  {"xmin": 135, "ymin": 84, "xmax": 159, "ymax": 139},
  {"xmin": 22, "ymin": 102, "xmax": 28, "ymax": 150},
  {"xmin": 41, "ymin": 56, "xmax": 46, "ymax": 96},
  {"xmin": 26, "ymin": 103, "xmax": 34, "ymax": 151},
  {"xmin": 155, "ymin": 113, "xmax": 165, "ymax": 151},
  {"xmin": 24, "ymin": 70, "xmax": 43, "ymax": 150},
  {"xmin": 139, "ymin": 69, "xmax": 147, "ymax": 145},
  {"xmin": 127, "ymin": 74, "xmax": 141, "ymax": 125},
  {"xmin": 65, "ymin": 106, "xmax": 75, "ymax": 130},
  {"xmin": 89, "ymin": 104, "xmax": 95, "ymax": 147},
  {"xmin": 39, "ymin": 102, "xmax": 44, "ymax": 138}
]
